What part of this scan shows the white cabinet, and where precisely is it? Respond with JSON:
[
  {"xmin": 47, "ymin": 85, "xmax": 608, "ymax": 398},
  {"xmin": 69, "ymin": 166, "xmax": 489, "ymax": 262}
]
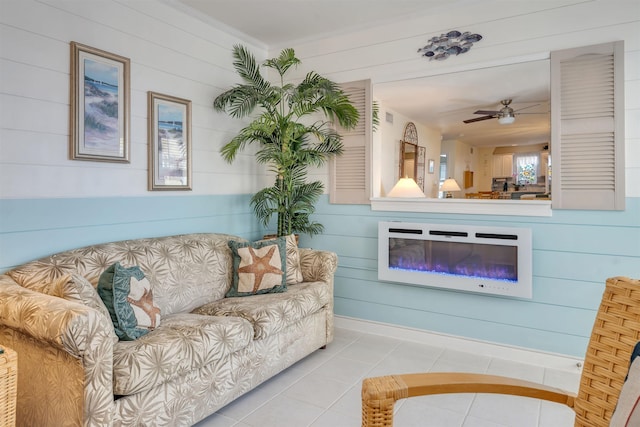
[{"xmin": 493, "ymin": 154, "xmax": 513, "ymax": 177}]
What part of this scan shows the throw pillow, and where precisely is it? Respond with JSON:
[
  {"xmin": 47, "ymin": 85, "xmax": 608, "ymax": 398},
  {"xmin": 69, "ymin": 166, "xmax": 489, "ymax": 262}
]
[
  {"xmin": 97, "ymin": 262, "xmax": 161, "ymax": 341},
  {"xmin": 610, "ymin": 343, "xmax": 640, "ymax": 427},
  {"xmin": 227, "ymin": 238, "xmax": 286, "ymax": 297},
  {"xmin": 285, "ymin": 234, "xmax": 303, "ymax": 285}
]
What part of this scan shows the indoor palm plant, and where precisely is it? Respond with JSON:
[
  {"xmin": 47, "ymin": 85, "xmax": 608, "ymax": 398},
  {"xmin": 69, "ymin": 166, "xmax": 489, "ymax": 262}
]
[{"xmin": 214, "ymin": 45, "xmax": 359, "ymax": 237}]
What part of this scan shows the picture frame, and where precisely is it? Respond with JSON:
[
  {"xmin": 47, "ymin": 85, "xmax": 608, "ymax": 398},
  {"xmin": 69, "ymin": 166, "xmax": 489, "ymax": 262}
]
[
  {"xmin": 70, "ymin": 42, "xmax": 130, "ymax": 162},
  {"xmin": 428, "ymin": 158, "xmax": 435, "ymax": 174},
  {"xmin": 148, "ymin": 92, "xmax": 192, "ymax": 191}
]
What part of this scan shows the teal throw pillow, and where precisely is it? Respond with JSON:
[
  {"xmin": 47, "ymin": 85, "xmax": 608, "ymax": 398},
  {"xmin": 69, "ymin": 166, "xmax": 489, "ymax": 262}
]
[
  {"xmin": 227, "ymin": 237, "xmax": 287, "ymax": 297},
  {"xmin": 97, "ymin": 262, "xmax": 161, "ymax": 340}
]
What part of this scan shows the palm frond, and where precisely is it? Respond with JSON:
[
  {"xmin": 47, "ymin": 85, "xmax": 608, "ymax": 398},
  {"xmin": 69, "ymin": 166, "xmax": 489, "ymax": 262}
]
[
  {"xmin": 263, "ymin": 48, "xmax": 300, "ymax": 77},
  {"xmin": 319, "ymin": 93, "xmax": 360, "ymax": 129},
  {"xmin": 251, "ymin": 186, "xmax": 280, "ymax": 228},
  {"xmin": 214, "ymin": 85, "xmax": 261, "ymax": 118},
  {"xmin": 372, "ymin": 101, "xmax": 380, "ymax": 132},
  {"xmin": 232, "ymin": 44, "xmax": 270, "ymax": 91},
  {"xmin": 220, "ymin": 118, "xmax": 277, "ymax": 162}
]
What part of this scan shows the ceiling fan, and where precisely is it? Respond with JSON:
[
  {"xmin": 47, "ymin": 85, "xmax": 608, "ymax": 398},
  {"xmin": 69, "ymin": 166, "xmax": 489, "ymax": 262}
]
[{"xmin": 463, "ymin": 99, "xmax": 540, "ymax": 125}]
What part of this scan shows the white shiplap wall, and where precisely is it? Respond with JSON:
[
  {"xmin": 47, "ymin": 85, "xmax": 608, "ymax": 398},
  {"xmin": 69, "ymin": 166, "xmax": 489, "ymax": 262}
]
[{"xmin": 0, "ymin": 0, "xmax": 266, "ymax": 199}]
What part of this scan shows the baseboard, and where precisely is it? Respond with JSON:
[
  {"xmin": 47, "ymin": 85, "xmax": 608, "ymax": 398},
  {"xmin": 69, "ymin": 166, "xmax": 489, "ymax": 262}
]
[{"xmin": 334, "ymin": 315, "xmax": 584, "ymax": 373}]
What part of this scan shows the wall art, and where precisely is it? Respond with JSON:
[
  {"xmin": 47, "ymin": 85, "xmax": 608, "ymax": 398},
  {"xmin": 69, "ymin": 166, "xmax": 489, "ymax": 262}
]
[
  {"xmin": 70, "ymin": 42, "xmax": 130, "ymax": 162},
  {"xmin": 148, "ymin": 92, "xmax": 192, "ymax": 191}
]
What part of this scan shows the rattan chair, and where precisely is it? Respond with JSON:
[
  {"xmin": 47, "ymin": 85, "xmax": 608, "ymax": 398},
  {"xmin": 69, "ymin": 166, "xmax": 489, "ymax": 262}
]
[{"xmin": 362, "ymin": 276, "xmax": 640, "ymax": 427}]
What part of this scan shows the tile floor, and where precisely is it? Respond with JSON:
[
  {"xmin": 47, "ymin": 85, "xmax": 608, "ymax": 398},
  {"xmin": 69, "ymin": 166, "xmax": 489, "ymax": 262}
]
[{"xmin": 194, "ymin": 328, "xmax": 580, "ymax": 427}]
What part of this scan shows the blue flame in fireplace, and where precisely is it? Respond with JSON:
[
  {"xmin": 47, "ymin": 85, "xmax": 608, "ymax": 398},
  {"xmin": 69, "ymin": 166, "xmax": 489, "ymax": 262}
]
[{"xmin": 388, "ymin": 237, "xmax": 518, "ymax": 283}]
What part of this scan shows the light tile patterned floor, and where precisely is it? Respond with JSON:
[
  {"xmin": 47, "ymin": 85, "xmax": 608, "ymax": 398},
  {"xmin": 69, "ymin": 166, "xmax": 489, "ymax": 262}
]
[{"xmin": 194, "ymin": 328, "xmax": 580, "ymax": 427}]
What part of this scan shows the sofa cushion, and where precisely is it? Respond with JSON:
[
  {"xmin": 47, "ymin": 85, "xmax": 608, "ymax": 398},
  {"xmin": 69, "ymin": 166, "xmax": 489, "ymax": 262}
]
[
  {"xmin": 193, "ymin": 281, "xmax": 330, "ymax": 340},
  {"xmin": 285, "ymin": 234, "xmax": 303, "ymax": 285},
  {"xmin": 112, "ymin": 313, "xmax": 253, "ymax": 395},
  {"xmin": 227, "ymin": 238, "xmax": 286, "ymax": 297},
  {"xmin": 98, "ymin": 262, "xmax": 161, "ymax": 341}
]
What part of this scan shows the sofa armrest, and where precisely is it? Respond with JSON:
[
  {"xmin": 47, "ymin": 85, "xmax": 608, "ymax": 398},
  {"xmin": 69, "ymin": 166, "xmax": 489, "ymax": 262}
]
[
  {"xmin": 362, "ymin": 373, "xmax": 575, "ymax": 427},
  {"xmin": 299, "ymin": 249, "xmax": 338, "ymax": 284},
  {"xmin": 0, "ymin": 274, "xmax": 113, "ymax": 358},
  {"xmin": 0, "ymin": 274, "xmax": 114, "ymax": 426},
  {"xmin": 298, "ymin": 249, "xmax": 337, "ymax": 344}
]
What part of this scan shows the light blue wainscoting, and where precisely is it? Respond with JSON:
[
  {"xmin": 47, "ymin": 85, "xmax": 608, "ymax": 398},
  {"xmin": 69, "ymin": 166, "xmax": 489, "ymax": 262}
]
[
  {"xmin": 0, "ymin": 194, "xmax": 264, "ymax": 272},
  {"xmin": 300, "ymin": 196, "xmax": 640, "ymax": 357}
]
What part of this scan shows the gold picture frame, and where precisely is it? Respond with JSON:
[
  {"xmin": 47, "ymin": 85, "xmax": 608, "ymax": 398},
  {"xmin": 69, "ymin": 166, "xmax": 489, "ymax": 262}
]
[
  {"xmin": 69, "ymin": 42, "xmax": 130, "ymax": 162},
  {"xmin": 147, "ymin": 92, "xmax": 192, "ymax": 191}
]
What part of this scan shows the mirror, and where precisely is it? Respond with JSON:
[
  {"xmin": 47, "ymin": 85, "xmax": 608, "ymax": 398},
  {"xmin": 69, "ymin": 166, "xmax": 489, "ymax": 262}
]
[{"xmin": 400, "ymin": 140, "xmax": 417, "ymax": 180}]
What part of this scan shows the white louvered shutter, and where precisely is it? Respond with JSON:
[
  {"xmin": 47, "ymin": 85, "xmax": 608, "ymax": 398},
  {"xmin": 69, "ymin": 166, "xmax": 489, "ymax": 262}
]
[
  {"xmin": 550, "ymin": 41, "xmax": 625, "ymax": 210},
  {"xmin": 330, "ymin": 79, "xmax": 372, "ymax": 204},
  {"xmin": 329, "ymin": 80, "xmax": 373, "ymax": 204}
]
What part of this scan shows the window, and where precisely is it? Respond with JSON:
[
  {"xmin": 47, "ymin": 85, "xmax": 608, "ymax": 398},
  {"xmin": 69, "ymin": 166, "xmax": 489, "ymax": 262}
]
[{"xmin": 513, "ymin": 154, "xmax": 539, "ymax": 185}]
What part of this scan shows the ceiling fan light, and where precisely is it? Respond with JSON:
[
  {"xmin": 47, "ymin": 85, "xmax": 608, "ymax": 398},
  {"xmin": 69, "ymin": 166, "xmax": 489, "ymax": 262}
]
[{"xmin": 498, "ymin": 115, "xmax": 515, "ymax": 125}]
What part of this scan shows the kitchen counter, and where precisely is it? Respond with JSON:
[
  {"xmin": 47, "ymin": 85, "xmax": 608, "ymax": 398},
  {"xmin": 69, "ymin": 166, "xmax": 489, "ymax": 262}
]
[{"xmin": 511, "ymin": 191, "xmax": 548, "ymax": 199}]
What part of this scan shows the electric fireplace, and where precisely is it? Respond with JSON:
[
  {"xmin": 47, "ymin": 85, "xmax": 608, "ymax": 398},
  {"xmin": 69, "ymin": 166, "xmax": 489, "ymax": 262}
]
[{"xmin": 378, "ymin": 221, "xmax": 532, "ymax": 298}]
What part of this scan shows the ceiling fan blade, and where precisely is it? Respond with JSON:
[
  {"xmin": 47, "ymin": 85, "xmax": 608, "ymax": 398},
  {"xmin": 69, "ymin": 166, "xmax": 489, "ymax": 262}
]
[
  {"xmin": 463, "ymin": 115, "xmax": 496, "ymax": 124},
  {"xmin": 473, "ymin": 110, "xmax": 500, "ymax": 115}
]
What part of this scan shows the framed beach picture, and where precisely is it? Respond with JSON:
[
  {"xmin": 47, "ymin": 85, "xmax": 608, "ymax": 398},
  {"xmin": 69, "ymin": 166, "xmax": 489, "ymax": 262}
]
[
  {"xmin": 148, "ymin": 92, "xmax": 192, "ymax": 191},
  {"xmin": 69, "ymin": 42, "xmax": 130, "ymax": 162},
  {"xmin": 428, "ymin": 159, "xmax": 435, "ymax": 174}
]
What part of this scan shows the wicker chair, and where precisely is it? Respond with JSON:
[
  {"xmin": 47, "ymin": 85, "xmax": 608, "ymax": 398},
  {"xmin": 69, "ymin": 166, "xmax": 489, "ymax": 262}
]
[{"xmin": 362, "ymin": 276, "xmax": 640, "ymax": 427}]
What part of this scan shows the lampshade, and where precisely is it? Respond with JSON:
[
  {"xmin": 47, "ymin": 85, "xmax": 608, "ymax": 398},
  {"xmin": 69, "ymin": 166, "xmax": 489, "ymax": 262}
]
[
  {"xmin": 440, "ymin": 178, "xmax": 461, "ymax": 198},
  {"xmin": 440, "ymin": 178, "xmax": 461, "ymax": 192},
  {"xmin": 498, "ymin": 114, "xmax": 515, "ymax": 125},
  {"xmin": 387, "ymin": 177, "xmax": 426, "ymax": 198}
]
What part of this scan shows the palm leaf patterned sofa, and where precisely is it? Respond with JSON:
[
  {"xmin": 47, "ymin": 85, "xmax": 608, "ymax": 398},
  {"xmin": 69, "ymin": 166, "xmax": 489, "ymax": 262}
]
[{"xmin": 0, "ymin": 233, "xmax": 337, "ymax": 426}]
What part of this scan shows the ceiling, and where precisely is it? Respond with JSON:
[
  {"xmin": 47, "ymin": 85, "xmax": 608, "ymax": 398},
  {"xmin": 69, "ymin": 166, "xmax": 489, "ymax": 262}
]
[
  {"xmin": 172, "ymin": 0, "xmax": 551, "ymax": 148},
  {"xmin": 174, "ymin": 0, "xmax": 451, "ymax": 46},
  {"xmin": 375, "ymin": 60, "xmax": 551, "ymax": 147}
]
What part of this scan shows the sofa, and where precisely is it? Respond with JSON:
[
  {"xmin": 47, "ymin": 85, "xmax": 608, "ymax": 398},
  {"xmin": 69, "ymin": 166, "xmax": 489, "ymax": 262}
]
[{"xmin": 0, "ymin": 233, "xmax": 337, "ymax": 426}]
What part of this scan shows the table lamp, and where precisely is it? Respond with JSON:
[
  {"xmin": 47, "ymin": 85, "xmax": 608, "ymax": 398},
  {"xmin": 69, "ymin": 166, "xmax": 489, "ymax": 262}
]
[
  {"xmin": 441, "ymin": 178, "xmax": 461, "ymax": 198},
  {"xmin": 387, "ymin": 177, "xmax": 425, "ymax": 198}
]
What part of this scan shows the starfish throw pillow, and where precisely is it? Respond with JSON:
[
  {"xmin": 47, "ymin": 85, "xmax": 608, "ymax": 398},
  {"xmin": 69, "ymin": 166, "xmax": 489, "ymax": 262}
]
[
  {"xmin": 98, "ymin": 262, "xmax": 161, "ymax": 340},
  {"xmin": 227, "ymin": 237, "xmax": 287, "ymax": 297}
]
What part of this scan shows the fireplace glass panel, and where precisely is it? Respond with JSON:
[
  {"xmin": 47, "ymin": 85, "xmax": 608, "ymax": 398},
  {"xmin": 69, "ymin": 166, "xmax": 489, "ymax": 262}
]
[{"xmin": 389, "ymin": 237, "xmax": 518, "ymax": 282}]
